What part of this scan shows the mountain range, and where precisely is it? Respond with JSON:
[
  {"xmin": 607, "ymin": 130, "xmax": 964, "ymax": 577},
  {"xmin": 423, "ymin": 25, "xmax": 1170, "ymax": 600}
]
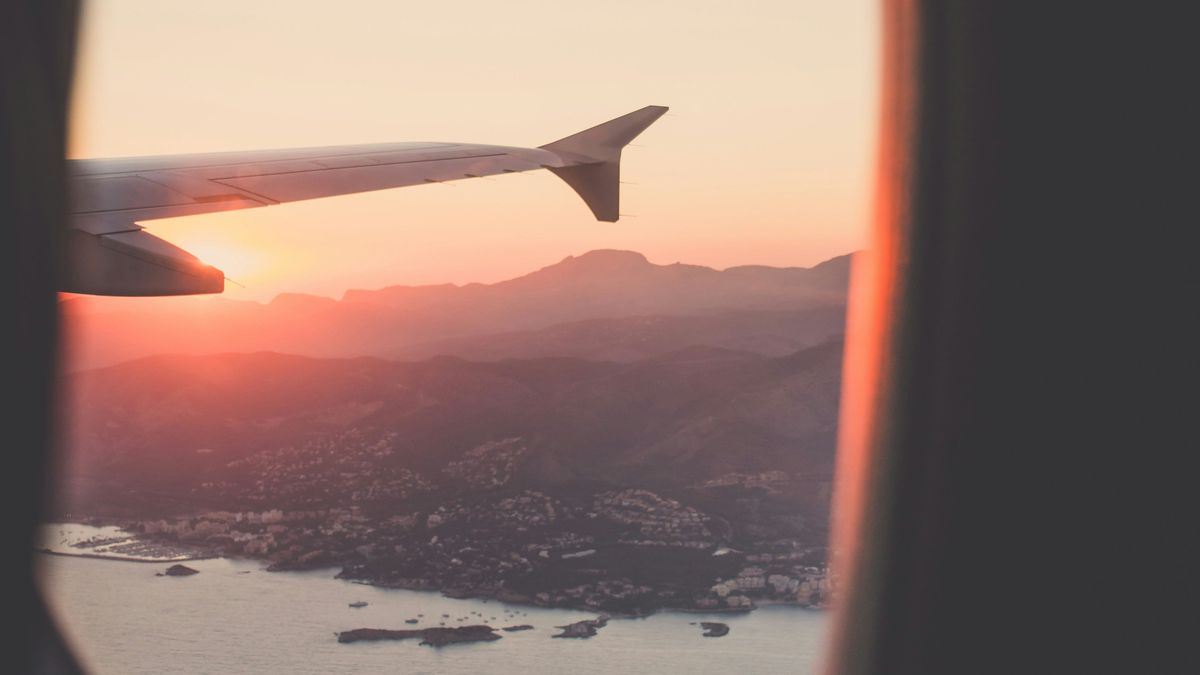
[{"xmin": 60, "ymin": 249, "xmax": 852, "ymax": 370}]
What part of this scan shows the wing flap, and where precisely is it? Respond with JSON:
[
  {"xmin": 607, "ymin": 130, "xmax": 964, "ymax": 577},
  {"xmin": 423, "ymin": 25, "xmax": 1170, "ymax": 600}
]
[
  {"xmin": 62, "ymin": 229, "xmax": 224, "ymax": 296},
  {"xmin": 139, "ymin": 171, "xmax": 275, "ymax": 204}
]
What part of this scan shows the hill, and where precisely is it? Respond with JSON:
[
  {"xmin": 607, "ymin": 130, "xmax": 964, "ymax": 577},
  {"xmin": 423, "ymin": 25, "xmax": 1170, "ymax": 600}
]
[{"xmin": 61, "ymin": 340, "xmax": 843, "ymax": 514}]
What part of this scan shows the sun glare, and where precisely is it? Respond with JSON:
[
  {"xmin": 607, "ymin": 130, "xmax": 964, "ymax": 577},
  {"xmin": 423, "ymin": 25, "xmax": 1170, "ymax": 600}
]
[{"xmin": 165, "ymin": 235, "xmax": 266, "ymax": 285}]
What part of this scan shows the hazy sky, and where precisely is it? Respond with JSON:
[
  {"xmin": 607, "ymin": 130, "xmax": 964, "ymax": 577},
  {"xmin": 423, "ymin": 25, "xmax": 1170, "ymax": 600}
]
[{"xmin": 70, "ymin": 0, "xmax": 877, "ymax": 301}]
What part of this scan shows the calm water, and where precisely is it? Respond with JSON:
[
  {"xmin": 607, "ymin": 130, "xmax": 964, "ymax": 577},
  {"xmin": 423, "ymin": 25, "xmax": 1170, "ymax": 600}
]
[{"xmin": 37, "ymin": 527, "xmax": 829, "ymax": 674}]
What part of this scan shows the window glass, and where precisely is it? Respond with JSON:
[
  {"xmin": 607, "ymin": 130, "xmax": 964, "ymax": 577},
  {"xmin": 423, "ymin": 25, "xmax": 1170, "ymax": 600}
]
[{"xmin": 42, "ymin": 2, "xmax": 875, "ymax": 673}]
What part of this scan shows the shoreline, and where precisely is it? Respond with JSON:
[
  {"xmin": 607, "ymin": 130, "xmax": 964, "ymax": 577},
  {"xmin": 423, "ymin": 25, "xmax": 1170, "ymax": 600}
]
[
  {"xmin": 345, "ymin": 574, "xmax": 823, "ymax": 618},
  {"xmin": 39, "ymin": 547, "xmax": 827, "ymax": 618},
  {"xmin": 41, "ymin": 521, "xmax": 829, "ymax": 617}
]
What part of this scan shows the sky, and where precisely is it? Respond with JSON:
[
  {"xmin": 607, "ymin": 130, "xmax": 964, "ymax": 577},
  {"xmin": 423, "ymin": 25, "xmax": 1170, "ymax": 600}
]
[{"xmin": 70, "ymin": 0, "xmax": 877, "ymax": 302}]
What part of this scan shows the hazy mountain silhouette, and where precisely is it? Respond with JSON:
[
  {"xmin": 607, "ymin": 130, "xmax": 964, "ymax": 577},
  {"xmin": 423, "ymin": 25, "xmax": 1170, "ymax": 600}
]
[
  {"xmin": 395, "ymin": 307, "xmax": 846, "ymax": 362},
  {"xmin": 61, "ymin": 250, "xmax": 852, "ymax": 370}
]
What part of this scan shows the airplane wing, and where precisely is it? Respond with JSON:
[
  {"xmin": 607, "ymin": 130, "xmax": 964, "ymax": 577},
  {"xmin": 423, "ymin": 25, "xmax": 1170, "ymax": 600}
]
[{"xmin": 64, "ymin": 105, "xmax": 668, "ymax": 296}]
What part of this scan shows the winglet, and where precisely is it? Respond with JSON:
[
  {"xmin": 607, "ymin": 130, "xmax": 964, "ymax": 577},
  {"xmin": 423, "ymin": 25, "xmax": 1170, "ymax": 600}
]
[{"xmin": 539, "ymin": 105, "xmax": 668, "ymax": 222}]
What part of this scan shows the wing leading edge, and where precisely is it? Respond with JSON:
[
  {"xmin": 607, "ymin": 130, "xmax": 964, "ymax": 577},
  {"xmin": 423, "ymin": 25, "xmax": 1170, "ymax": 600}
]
[{"xmin": 64, "ymin": 105, "xmax": 668, "ymax": 296}]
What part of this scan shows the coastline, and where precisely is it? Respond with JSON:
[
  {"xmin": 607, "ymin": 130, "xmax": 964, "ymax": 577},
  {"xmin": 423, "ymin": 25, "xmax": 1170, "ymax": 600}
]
[
  {"xmin": 37, "ymin": 542, "xmax": 824, "ymax": 619},
  {"xmin": 41, "ymin": 519, "xmax": 830, "ymax": 617},
  {"xmin": 39, "ymin": 550, "xmax": 833, "ymax": 675},
  {"xmin": 346, "ymin": 574, "xmax": 820, "ymax": 618}
]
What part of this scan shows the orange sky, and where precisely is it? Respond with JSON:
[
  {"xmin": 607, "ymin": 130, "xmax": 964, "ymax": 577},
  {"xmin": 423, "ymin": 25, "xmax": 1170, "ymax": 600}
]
[{"xmin": 69, "ymin": 0, "xmax": 877, "ymax": 301}]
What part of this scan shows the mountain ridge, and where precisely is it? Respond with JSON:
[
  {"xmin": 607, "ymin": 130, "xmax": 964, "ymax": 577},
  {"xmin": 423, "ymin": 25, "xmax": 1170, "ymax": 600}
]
[{"xmin": 62, "ymin": 250, "xmax": 854, "ymax": 370}]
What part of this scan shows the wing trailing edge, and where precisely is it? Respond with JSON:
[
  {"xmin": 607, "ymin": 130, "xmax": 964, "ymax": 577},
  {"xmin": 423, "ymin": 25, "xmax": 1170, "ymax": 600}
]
[{"xmin": 61, "ymin": 229, "xmax": 224, "ymax": 296}]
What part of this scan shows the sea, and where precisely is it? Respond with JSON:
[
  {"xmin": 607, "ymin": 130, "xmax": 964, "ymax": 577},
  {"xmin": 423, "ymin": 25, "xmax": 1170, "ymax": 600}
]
[{"xmin": 36, "ymin": 524, "xmax": 829, "ymax": 674}]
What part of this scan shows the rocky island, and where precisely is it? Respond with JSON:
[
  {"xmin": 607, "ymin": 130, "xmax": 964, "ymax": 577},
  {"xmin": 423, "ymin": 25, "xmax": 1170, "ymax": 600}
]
[
  {"xmin": 552, "ymin": 617, "xmax": 609, "ymax": 639},
  {"xmin": 337, "ymin": 625, "xmax": 501, "ymax": 646}
]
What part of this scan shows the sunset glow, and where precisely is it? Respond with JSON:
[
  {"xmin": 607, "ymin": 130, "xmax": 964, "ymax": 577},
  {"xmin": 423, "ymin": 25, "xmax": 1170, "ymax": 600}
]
[{"xmin": 69, "ymin": 0, "xmax": 877, "ymax": 301}]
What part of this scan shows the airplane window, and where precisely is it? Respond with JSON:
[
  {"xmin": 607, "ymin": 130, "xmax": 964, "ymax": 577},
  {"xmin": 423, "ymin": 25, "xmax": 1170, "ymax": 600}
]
[{"xmin": 39, "ymin": 1, "xmax": 876, "ymax": 673}]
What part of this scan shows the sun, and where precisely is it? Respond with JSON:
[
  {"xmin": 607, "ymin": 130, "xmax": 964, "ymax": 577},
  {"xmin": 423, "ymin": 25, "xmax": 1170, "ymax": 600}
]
[{"xmin": 149, "ymin": 229, "xmax": 268, "ymax": 286}]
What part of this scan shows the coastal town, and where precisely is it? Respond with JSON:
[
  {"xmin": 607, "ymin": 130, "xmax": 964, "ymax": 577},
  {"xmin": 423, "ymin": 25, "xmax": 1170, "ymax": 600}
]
[{"xmin": 92, "ymin": 464, "xmax": 831, "ymax": 615}]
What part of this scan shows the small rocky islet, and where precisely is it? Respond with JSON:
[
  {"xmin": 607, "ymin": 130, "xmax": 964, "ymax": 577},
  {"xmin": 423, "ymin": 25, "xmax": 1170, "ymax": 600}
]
[
  {"xmin": 160, "ymin": 564, "xmax": 199, "ymax": 577},
  {"xmin": 551, "ymin": 616, "xmax": 609, "ymax": 639},
  {"xmin": 337, "ymin": 625, "xmax": 501, "ymax": 647}
]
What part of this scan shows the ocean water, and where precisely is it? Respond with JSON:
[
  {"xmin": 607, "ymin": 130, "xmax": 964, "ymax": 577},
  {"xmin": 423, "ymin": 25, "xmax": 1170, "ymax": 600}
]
[{"xmin": 36, "ymin": 527, "xmax": 829, "ymax": 675}]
